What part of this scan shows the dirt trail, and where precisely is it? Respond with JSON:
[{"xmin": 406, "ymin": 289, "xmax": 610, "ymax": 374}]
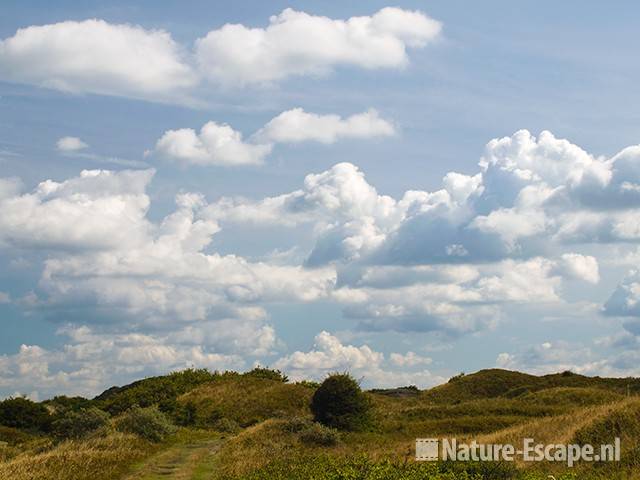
[{"xmin": 123, "ymin": 437, "xmax": 222, "ymax": 480}]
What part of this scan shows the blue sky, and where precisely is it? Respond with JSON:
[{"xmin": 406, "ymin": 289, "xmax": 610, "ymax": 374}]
[{"xmin": 1, "ymin": 1, "xmax": 639, "ymax": 399}]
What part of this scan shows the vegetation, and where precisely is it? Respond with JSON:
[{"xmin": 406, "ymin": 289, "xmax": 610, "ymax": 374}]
[
  {"xmin": 114, "ymin": 405, "xmax": 176, "ymax": 442},
  {"xmin": 95, "ymin": 368, "xmax": 218, "ymax": 416},
  {"xmin": 0, "ymin": 396, "xmax": 51, "ymax": 432},
  {"xmin": 178, "ymin": 374, "xmax": 312, "ymax": 427},
  {"xmin": 51, "ymin": 407, "xmax": 110, "ymax": 440},
  {"xmin": 311, "ymin": 373, "xmax": 373, "ymax": 431},
  {"xmin": 2, "ymin": 367, "xmax": 640, "ymax": 479}
]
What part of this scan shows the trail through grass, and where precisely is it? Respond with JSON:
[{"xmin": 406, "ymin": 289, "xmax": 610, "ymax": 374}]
[{"xmin": 123, "ymin": 434, "xmax": 222, "ymax": 480}]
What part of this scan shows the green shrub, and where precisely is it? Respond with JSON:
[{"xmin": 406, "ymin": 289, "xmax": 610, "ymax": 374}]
[
  {"xmin": 298, "ymin": 423, "xmax": 339, "ymax": 446},
  {"xmin": 43, "ymin": 395, "xmax": 91, "ymax": 413},
  {"xmin": 51, "ymin": 407, "xmax": 110, "ymax": 439},
  {"xmin": 0, "ymin": 397, "xmax": 51, "ymax": 432},
  {"xmin": 114, "ymin": 405, "xmax": 175, "ymax": 442},
  {"xmin": 243, "ymin": 367, "xmax": 289, "ymax": 383},
  {"xmin": 311, "ymin": 373, "xmax": 372, "ymax": 431}
]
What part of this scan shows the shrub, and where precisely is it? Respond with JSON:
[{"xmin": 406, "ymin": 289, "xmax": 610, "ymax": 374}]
[
  {"xmin": 43, "ymin": 396, "xmax": 91, "ymax": 414},
  {"xmin": 243, "ymin": 367, "xmax": 289, "ymax": 383},
  {"xmin": 311, "ymin": 374, "xmax": 372, "ymax": 431},
  {"xmin": 51, "ymin": 407, "xmax": 110, "ymax": 440},
  {"xmin": 114, "ymin": 406, "xmax": 175, "ymax": 442},
  {"xmin": 0, "ymin": 397, "xmax": 51, "ymax": 432},
  {"xmin": 298, "ymin": 423, "xmax": 339, "ymax": 446},
  {"xmin": 213, "ymin": 417, "xmax": 240, "ymax": 433},
  {"xmin": 281, "ymin": 416, "xmax": 311, "ymax": 433}
]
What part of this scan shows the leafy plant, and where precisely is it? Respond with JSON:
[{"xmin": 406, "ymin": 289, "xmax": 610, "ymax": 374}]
[
  {"xmin": 114, "ymin": 405, "xmax": 175, "ymax": 442},
  {"xmin": 51, "ymin": 407, "xmax": 110, "ymax": 440},
  {"xmin": 311, "ymin": 373, "xmax": 372, "ymax": 431}
]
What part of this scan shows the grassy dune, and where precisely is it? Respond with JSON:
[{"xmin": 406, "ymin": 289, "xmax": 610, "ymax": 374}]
[{"xmin": 2, "ymin": 368, "xmax": 640, "ymax": 479}]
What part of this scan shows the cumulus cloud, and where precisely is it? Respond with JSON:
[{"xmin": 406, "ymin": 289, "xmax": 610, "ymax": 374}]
[
  {"xmin": 255, "ymin": 108, "xmax": 396, "ymax": 144},
  {"xmin": 5, "ymin": 129, "xmax": 640, "ymax": 395},
  {"xmin": 603, "ymin": 270, "xmax": 640, "ymax": 318},
  {"xmin": 555, "ymin": 253, "xmax": 600, "ymax": 284},
  {"xmin": 274, "ymin": 331, "xmax": 442, "ymax": 388},
  {"xmin": 0, "ymin": 19, "xmax": 197, "ymax": 102},
  {"xmin": 195, "ymin": 7, "xmax": 442, "ymax": 85},
  {"xmin": 0, "ymin": 169, "xmax": 154, "ymax": 250},
  {"xmin": 0, "ymin": 8, "xmax": 441, "ymax": 102},
  {"xmin": 154, "ymin": 108, "xmax": 395, "ymax": 166},
  {"xmin": 56, "ymin": 136, "xmax": 88, "ymax": 152},
  {"xmin": 154, "ymin": 121, "xmax": 272, "ymax": 166},
  {"xmin": 0, "ymin": 326, "xmax": 244, "ymax": 399}
]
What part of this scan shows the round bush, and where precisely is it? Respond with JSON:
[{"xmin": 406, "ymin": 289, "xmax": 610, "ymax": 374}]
[
  {"xmin": 311, "ymin": 374, "xmax": 372, "ymax": 431},
  {"xmin": 52, "ymin": 407, "xmax": 110, "ymax": 439},
  {"xmin": 115, "ymin": 405, "xmax": 175, "ymax": 442}
]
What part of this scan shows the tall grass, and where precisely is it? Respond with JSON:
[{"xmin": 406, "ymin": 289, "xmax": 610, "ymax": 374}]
[{"xmin": 0, "ymin": 432, "xmax": 153, "ymax": 480}]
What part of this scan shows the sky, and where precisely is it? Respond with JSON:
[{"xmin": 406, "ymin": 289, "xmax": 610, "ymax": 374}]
[{"xmin": 1, "ymin": 1, "xmax": 640, "ymax": 400}]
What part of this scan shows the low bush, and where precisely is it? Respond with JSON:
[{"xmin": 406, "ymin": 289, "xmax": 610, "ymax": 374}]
[
  {"xmin": 114, "ymin": 405, "xmax": 175, "ymax": 442},
  {"xmin": 311, "ymin": 373, "xmax": 372, "ymax": 431},
  {"xmin": 298, "ymin": 423, "xmax": 339, "ymax": 446},
  {"xmin": 213, "ymin": 417, "xmax": 240, "ymax": 433},
  {"xmin": 51, "ymin": 407, "xmax": 110, "ymax": 440},
  {"xmin": 0, "ymin": 397, "xmax": 51, "ymax": 432}
]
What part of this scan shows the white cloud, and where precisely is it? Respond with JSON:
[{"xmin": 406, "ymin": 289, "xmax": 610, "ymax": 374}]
[
  {"xmin": 0, "ymin": 19, "xmax": 197, "ymax": 102},
  {"xmin": 255, "ymin": 108, "xmax": 395, "ymax": 144},
  {"xmin": 0, "ymin": 9, "xmax": 441, "ymax": 102},
  {"xmin": 154, "ymin": 108, "xmax": 395, "ymax": 166},
  {"xmin": 0, "ymin": 326, "xmax": 244, "ymax": 399},
  {"xmin": 0, "ymin": 292, "xmax": 10, "ymax": 304},
  {"xmin": 195, "ymin": 7, "xmax": 442, "ymax": 85},
  {"xmin": 0, "ymin": 169, "xmax": 154, "ymax": 250},
  {"xmin": 555, "ymin": 253, "xmax": 600, "ymax": 284},
  {"xmin": 389, "ymin": 351, "xmax": 432, "ymax": 367},
  {"xmin": 56, "ymin": 136, "xmax": 88, "ymax": 152},
  {"xmin": 274, "ymin": 331, "xmax": 442, "ymax": 388},
  {"xmin": 154, "ymin": 121, "xmax": 272, "ymax": 166}
]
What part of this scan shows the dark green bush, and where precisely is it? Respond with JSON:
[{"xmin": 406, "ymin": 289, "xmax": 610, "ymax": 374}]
[
  {"xmin": 243, "ymin": 367, "xmax": 289, "ymax": 383},
  {"xmin": 115, "ymin": 405, "xmax": 176, "ymax": 442},
  {"xmin": 51, "ymin": 407, "xmax": 110, "ymax": 439},
  {"xmin": 0, "ymin": 397, "xmax": 51, "ymax": 432},
  {"xmin": 311, "ymin": 373, "xmax": 372, "ymax": 431}
]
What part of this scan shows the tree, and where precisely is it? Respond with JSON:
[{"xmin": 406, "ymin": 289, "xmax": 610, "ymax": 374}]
[{"xmin": 311, "ymin": 373, "xmax": 372, "ymax": 431}]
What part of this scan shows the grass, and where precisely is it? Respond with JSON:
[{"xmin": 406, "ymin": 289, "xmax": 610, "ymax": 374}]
[
  {"xmin": 0, "ymin": 432, "xmax": 154, "ymax": 480},
  {"xmin": 3, "ymin": 368, "xmax": 640, "ymax": 479},
  {"xmin": 178, "ymin": 375, "xmax": 313, "ymax": 427}
]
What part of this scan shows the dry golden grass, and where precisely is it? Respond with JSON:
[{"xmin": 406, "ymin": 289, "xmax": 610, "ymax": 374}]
[
  {"xmin": 0, "ymin": 432, "xmax": 154, "ymax": 480},
  {"xmin": 476, "ymin": 397, "xmax": 640, "ymax": 446}
]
